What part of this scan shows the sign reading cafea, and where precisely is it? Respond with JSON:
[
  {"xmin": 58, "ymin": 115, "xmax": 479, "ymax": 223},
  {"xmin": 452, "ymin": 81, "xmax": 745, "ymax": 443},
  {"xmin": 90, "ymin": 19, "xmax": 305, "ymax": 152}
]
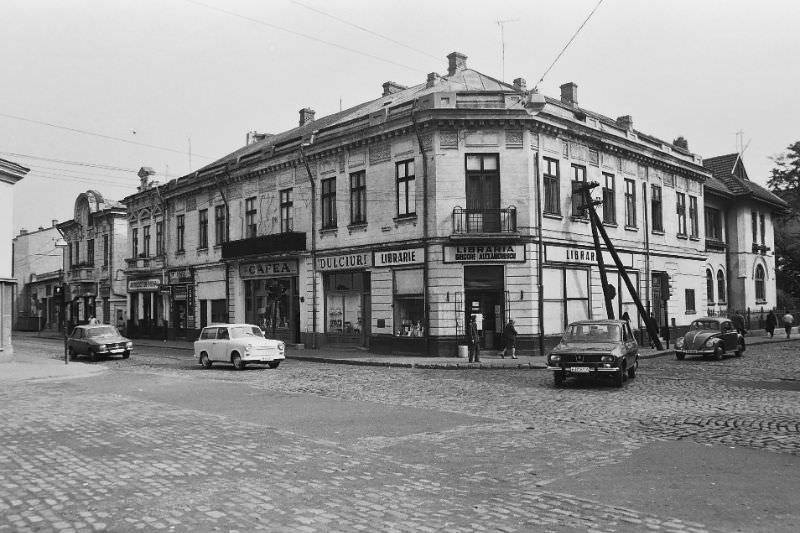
[
  {"xmin": 373, "ymin": 247, "xmax": 424, "ymax": 267},
  {"xmin": 443, "ymin": 244, "xmax": 525, "ymax": 263},
  {"xmin": 239, "ymin": 260, "xmax": 299, "ymax": 278},
  {"xmin": 317, "ymin": 252, "xmax": 373, "ymax": 271}
]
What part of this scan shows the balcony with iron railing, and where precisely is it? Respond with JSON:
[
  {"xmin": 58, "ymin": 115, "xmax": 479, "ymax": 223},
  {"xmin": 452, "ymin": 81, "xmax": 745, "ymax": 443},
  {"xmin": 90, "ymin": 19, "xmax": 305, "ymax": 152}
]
[
  {"xmin": 451, "ymin": 206, "xmax": 518, "ymax": 240},
  {"xmin": 705, "ymin": 238, "xmax": 727, "ymax": 252},
  {"xmin": 751, "ymin": 243, "xmax": 770, "ymax": 255},
  {"xmin": 65, "ymin": 264, "xmax": 95, "ymax": 282},
  {"xmin": 125, "ymin": 254, "xmax": 166, "ymax": 271}
]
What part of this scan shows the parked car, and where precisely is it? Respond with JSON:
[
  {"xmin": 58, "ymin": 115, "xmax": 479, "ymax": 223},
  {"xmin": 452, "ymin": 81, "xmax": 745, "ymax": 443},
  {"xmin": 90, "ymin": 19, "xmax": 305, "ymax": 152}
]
[
  {"xmin": 674, "ymin": 317, "xmax": 745, "ymax": 360},
  {"xmin": 546, "ymin": 320, "xmax": 639, "ymax": 387},
  {"xmin": 194, "ymin": 324, "xmax": 285, "ymax": 370},
  {"xmin": 67, "ymin": 324, "xmax": 133, "ymax": 361}
]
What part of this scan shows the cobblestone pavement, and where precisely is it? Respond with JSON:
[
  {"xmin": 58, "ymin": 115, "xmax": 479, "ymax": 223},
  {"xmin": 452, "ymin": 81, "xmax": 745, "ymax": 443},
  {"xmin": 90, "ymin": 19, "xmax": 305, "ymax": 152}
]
[{"xmin": 1, "ymin": 338, "xmax": 798, "ymax": 532}]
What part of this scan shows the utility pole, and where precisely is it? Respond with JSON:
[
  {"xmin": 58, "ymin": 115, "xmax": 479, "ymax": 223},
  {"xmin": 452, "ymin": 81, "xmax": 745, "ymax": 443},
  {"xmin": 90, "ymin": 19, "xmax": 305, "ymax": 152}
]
[{"xmin": 496, "ymin": 18, "xmax": 519, "ymax": 82}]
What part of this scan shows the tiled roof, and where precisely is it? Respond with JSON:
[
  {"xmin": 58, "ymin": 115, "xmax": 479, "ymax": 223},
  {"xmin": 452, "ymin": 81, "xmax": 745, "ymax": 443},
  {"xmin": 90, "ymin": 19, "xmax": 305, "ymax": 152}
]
[{"xmin": 703, "ymin": 154, "xmax": 787, "ymax": 208}]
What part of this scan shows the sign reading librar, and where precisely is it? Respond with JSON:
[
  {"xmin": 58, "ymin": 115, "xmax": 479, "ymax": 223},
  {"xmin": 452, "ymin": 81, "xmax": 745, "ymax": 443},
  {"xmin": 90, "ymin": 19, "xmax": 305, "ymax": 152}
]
[{"xmin": 443, "ymin": 244, "xmax": 525, "ymax": 263}]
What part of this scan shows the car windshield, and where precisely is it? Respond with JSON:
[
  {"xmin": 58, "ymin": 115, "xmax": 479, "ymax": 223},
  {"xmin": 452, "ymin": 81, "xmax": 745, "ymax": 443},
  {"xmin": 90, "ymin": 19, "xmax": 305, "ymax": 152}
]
[
  {"xmin": 229, "ymin": 326, "xmax": 264, "ymax": 339},
  {"xmin": 87, "ymin": 326, "xmax": 119, "ymax": 338},
  {"xmin": 690, "ymin": 321, "xmax": 719, "ymax": 331},
  {"xmin": 563, "ymin": 324, "xmax": 621, "ymax": 342}
]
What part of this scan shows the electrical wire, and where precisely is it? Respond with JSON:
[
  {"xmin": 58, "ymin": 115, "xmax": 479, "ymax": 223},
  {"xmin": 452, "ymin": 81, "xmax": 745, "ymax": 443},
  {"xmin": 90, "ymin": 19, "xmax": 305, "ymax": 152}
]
[
  {"xmin": 0, "ymin": 112, "xmax": 212, "ymax": 159},
  {"xmin": 0, "ymin": 151, "xmax": 138, "ymax": 173},
  {"xmin": 184, "ymin": 0, "xmax": 428, "ymax": 73},
  {"xmin": 535, "ymin": 0, "xmax": 605, "ymax": 89},
  {"xmin": 287, "ymin": 0, "xmax": 440, "ymax": 60}
]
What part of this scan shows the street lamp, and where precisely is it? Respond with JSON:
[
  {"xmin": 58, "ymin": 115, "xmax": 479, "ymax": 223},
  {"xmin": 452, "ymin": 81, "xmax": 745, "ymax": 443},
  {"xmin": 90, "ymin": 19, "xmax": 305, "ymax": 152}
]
[{"xmin": 54, "ymin": 237, "xmax": 69, "ymax": 364}]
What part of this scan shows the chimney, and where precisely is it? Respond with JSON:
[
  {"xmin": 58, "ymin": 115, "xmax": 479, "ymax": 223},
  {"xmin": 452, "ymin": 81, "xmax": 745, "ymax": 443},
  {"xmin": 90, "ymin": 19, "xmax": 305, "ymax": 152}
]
[
  {"xmin": 426, "ymin": 72, "xmax": 440, "ymax": 88},
  {"xmin": 513, "ymin": 78, "xmax": 527, "ymax": 92},
  {"xmin": 299, "ymin": 108, "xmax": 315, "ymax": 127},
  {"xmin": 382, "ymin": 81, "xmax": 407, "ymax": 96},
  {"xmin": 447, "ymin": 52, "xmax": 467, "ymax": 76},
  {"xmin": 246, "ymin": 131, "xmax": 270, "ymax": 145},
  {"xmin": 673, "ymin": 136, "xmax": 689, "ymax": 150},
  {"xmin": 560, "ymin": 82, "xmax": 578, "ymax": 106},
  {"xmin": 19, "ymin": 228, "xmax": 28, "ymax": 235},
  {"xmin": 51, "ymin": 219, "xmax": 58, "ymax": 227},
  {"xmin": 616, "ymin": 115, "xmax": 633, "ymax": 131},
  {"xmin": 137, "ymin": 166, "xmax": 156, "ymax": 191}
]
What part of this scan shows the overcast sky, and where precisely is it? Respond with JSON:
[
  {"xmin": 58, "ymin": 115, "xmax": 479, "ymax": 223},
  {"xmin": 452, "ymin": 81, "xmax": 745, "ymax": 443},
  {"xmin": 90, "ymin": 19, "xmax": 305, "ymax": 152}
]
[{"xmin": 4, "ymin": 0, "xmax": 799, "ymax": 234}]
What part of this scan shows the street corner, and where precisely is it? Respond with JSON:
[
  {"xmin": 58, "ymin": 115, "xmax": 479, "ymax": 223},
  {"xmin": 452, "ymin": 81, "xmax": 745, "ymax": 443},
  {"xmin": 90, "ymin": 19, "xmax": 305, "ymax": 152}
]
[{"xmin": 0, "ymin": 359, "xmax": 107, "ymax": 383}]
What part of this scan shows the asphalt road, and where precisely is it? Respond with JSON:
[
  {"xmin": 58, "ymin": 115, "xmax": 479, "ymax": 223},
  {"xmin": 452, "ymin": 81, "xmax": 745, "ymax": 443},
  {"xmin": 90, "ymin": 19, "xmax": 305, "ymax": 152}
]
[{"xmin": 2, "ymin": 336, "xmax": 799, "ymax": 532}]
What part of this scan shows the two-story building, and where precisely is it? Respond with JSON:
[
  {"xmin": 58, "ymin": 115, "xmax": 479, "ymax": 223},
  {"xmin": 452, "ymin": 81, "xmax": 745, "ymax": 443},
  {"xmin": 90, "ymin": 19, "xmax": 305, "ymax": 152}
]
[
  {"xmin": 11, "ymin": 222, "xmax": 64, "ymax": 331},
  {"xmin": 702, "ymin": 154, "xmax": 787, "ymax": 323},
  {"xmin": 57, "ymin": 191, "xmax": 128, "ymax": 329},
  {"xmin": 1, "ymin": 158, "xmax": 30, "ymax": 361}
]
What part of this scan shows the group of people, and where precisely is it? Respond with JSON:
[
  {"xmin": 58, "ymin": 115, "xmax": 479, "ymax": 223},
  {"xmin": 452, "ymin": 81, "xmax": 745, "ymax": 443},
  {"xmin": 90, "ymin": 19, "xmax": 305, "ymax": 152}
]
[
  {"xmin": 466, "ymin": 315, "xmax": 518, "ymax": 363},
  {"xmin": 765, "ymin": 310, "xmax": 795, "ymax": 339}
]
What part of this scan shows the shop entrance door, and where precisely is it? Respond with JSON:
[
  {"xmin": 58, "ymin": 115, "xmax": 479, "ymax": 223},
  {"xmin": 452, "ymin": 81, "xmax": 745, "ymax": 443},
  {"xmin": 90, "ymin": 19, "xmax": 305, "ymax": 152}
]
[{"xmin": 464, "ymin": 265, "xmax": 505, "ymax": 351}]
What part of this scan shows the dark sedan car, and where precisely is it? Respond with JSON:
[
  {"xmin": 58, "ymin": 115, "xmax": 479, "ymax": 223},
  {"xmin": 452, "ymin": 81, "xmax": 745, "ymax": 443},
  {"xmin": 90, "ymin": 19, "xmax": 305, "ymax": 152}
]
[
  {"xmin": 546, "ymin": 320, "xmax": 639, "ymax": 387},
  {"xmin": 67, "ymin": 324, "xmax": 133, "ymax": 361},
  {"xmin": 674, "ymin": 317, "xmax": 745, "ymax": 360}
]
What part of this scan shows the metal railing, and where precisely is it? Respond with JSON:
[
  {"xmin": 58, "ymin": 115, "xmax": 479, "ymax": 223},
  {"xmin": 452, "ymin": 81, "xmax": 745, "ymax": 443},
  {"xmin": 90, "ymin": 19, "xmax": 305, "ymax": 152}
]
[{"xmin": 452, "ymin": 206, "xmax": 517, "ymax": 235}]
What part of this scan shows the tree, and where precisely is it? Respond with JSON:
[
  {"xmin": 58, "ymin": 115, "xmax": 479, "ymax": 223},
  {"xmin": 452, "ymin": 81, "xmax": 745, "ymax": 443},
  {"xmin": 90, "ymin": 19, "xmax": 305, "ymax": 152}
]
[{"xmin": 768, "ymin": 142, "xmax": 800, "ymax": 307}]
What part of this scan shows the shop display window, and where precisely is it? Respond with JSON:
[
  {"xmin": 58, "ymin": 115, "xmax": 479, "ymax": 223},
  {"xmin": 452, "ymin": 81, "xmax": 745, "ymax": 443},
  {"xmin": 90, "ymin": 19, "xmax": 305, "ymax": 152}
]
[
  {"xmin": 325, "ymin": 272, "xmax": 363, "ymax": 336},
  {"xmin": 393, "ymin": 268, "xmax": 424, "ymax": 337},
  {"xmin": 245, "ymin": 279, "xmax": 291, "ymax": 335}
]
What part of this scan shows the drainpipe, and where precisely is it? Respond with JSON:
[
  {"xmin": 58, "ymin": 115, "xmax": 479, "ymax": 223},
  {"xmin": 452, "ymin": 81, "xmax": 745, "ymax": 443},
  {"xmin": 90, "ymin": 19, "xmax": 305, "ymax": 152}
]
[
  {"xmin": 213, "ymin": 173, "xmax": 231, "ymax": 322},
  {"xmin": 411, "ymin": 102, "xmax": 432, "ymax": 356},
  {"xmin": 643, "ymin": 178, "xmax": 652, "ymax": 329},
  {"xmin": 299, "ymin": 132, "xmax": 319, "ymax": 349},
  {"xmin": 533, "ymin": 135, "xmax": 545, "ymax": 358}
]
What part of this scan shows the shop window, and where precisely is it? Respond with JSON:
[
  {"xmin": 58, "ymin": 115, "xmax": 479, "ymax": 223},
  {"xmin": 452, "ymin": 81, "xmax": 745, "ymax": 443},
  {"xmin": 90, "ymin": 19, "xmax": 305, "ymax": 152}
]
[
  {"xmin": 211, "ymin": 299, "xmax": 226, "ymax": 323},
  {"xmin": 325, "ymin": 272, "xmax": 363, "ymax": 335},
  {"xmin": 542, "ymin": 267, "xmax": 589, "ymax": 334},
  {"xmin": 394, "ymin": 269, "xmax": 424, "ymax": 337}
]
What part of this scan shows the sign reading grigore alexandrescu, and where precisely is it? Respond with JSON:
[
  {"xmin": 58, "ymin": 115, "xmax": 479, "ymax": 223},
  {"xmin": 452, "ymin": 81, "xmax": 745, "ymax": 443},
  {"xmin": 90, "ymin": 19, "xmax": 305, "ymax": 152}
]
[
  {"xmin": 443, "ymin": 244, "xmax": 525, "ymax": 263},
  {"xmin": 127, "ymin": 278, "xmax": 161, "ymax": 291}
]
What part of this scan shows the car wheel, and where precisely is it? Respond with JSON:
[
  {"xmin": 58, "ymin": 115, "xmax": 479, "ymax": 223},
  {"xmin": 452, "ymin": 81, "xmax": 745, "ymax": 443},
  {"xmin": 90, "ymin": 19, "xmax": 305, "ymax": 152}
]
[
  {"xmin": 627, "ymin": 361, "xmax": 636, "ymax": 379},
  {"xmin": 268, "ymin": 361, "xmax": 280, "ymax": 369},
  {"xmin": 714, "ymin": 345, "xmax": 724, "ymax": 361},
  {"xmin": 676, "ymin": 352, "xmax": 685, "ymax": 361},
  {"xmin": 90, "ymin": 349, "xmax": 101, "ymax": 362},
  {"xmin": 553, "ymin": 370, "xmax": 565, "ymax": 387},
  {"xmin": 735, "ymin": 340, "xmax": 745, "ymax": 357},
  {"xmin": 614, "ymin": 365, "xmax": 625, "ymax": 388},
  {"xmin": 200, "ymin": 352, "xmax": 212, "ymax": 369},
  {"xmin": 68, "ymin": 347, "xmax": 77, "ymax": 360},
  {"xmin": 232, "ymin": 352, "xmax": 245, "ymax": 370}
]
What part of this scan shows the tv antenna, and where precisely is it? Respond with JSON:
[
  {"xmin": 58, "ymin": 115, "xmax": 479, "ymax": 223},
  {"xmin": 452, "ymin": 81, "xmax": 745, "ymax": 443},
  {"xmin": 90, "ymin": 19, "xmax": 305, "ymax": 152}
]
[{"xmin": 496, "ymin": 18, "xmax": 519, "ymax": 82}]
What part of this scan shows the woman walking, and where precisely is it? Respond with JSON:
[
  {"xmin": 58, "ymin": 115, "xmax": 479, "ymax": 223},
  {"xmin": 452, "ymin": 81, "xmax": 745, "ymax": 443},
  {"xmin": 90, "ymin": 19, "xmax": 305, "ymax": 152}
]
[
  {"xmin": 501, "ymin": 319, "xmax": 518, "ymax": 359},
  {"xmin": 765, "ymin": 310, "xmax": 777, "ymax": 338}
]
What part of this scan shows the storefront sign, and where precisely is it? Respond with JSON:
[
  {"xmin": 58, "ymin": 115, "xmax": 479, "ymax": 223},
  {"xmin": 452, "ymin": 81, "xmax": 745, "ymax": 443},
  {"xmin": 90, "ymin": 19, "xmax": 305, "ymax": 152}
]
[
  {"xmin": 443, "ymin": 244, "xmax": 525, "ymax": 263},
  {"xmin": 173, "ymin": 285, "xmax": 187, "ymax": 300},
  {"xmin": 317, "ymin": 252, "xmax": 372, "ymax": 271},
  {"xmin": 239, "ymin": 260, "xmax": 299, "ymax": 278},
  {"xmin": 373, "ymin": 247, "xmax": 424, "ymax": 267},
  {"xmin": 127, "ymin": 278, "xmax": 161, "ymax": 292},
  {"xmin": 168, "ymin": 267, "xmax": 194, "ymax": 284},
  {"xmin": 545, "ymin": 245, "xmax": 633, "ymax": 267}
]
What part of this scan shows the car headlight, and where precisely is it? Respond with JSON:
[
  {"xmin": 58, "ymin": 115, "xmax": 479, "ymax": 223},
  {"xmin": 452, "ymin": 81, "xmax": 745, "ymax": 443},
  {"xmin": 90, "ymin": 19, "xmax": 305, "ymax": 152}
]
[
  {"xmin": 126, "ymin": 342, "xmax": 133, "ymax": 349},
  {"xmin": 244, "ymin": 343, "xmax": 253, "ymax": 354},
  {"xmin": 600, "ymin": 355, "xmax": 615, "ymax": 362},
  {"xmin": 97, "ymin": 344, "xmax": 107, "ymax": 351},
  {"xmin": 704, "ymin": 338, "xmax": 716, "ymax": 348},
  {"xmin": 675, "ymin": 337, "xmax": 684, "ymax": 349},
  {"xmin": 548, "ymin": 354, "xmax": 560, "ymax": 363},
  {"xmin": 278, "ymin": 342, "xmax": 285, "ymax": 351}
]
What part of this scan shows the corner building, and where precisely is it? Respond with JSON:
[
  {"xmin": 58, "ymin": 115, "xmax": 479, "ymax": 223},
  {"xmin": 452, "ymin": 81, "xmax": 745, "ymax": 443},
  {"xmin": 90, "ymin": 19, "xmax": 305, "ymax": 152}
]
[{"xmin": 124, "ymin": 52, "xmax": 777, "ymax": 355}]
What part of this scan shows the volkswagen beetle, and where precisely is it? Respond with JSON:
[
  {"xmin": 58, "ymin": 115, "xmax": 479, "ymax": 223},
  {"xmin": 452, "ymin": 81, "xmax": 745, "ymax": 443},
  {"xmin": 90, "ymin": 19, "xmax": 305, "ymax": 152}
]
[
  {"xmin": 674, "ymin": 317, "xmax": 745, "ymax": 360},
  {"xmin": 546, "ymin": 320, "xmax": 639, "ymax": 388}
]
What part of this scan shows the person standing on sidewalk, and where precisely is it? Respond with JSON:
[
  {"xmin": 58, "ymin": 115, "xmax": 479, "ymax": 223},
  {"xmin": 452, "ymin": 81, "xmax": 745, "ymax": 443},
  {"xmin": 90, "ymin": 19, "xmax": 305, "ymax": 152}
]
[
  {"xmin": 467, "ymin": 315, "xmax": 480, "ymax": 363},
  {"xmin": 766, "ymin": 310, "xmax": 777, "ymax": 338},
  {"xmin": 783, "ymin": 312, "xmax": 795, "ymax": 339},
  {"xmin": 500, "ymin": 319, "xmax": 518, "ymax": 359}
]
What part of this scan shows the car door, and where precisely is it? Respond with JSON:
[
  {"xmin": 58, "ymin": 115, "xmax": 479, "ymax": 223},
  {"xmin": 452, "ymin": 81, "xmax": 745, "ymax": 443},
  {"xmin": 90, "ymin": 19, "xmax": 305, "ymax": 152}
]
[
  {"xmin": 622, "ymin": 323, "xmax": 637, "ymax": 364},
  {"xmin": 196, "ymin": 327, "xmax": 216, "ymax": 360},
  {"xmin": 71, "ymin": 328, "xmax": 85, "ymax": 354},
  {"xmin": 213, "ymin": 327, "xmax": 230, "ymax": 362},
  {"xmin": 720, "ymin": 320, "xmax": 736, "ymax": 351}
]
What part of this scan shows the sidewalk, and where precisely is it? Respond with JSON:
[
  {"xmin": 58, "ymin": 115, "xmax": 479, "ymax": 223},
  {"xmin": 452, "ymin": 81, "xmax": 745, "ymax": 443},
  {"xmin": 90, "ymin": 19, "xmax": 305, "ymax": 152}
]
[{"xmin": 6, "ymin": 328, "xmax": 798, "ymax": 379}]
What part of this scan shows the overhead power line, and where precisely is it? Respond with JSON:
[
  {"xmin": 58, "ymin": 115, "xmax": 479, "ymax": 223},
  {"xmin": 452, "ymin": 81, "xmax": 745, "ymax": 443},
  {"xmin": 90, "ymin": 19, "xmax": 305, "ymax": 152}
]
[
  {"xmin": 288, "ymin": 0, "xmax": 440, "ymax": 60},
  {"xmin": 0, "ymin": 151, "xmax": 138, "ymax": 173},
  {"xmin": 535, "ymin": 0, "xmax": 605, "ymax": 89},
  {"xmin": 184, "ymin": 0, "xmax": 427, "ymax": 73},
  {"xmin": 0, "ymin": 112, "xmax": 212, "ymax": 159}
]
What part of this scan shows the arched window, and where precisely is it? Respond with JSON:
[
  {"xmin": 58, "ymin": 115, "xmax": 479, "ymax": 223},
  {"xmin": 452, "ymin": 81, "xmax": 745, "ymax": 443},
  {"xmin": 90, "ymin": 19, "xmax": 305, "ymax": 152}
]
[
  {"xmin": 706, "ymin": 269, "xmax": 714, "ymax": 303},
  {"xmin": 755, "ymin": 264, "xmax": 766, "ymax": 302},
  {"xmin": 717, "ymin": 270, "xmax": 726, "ymax": 304}
]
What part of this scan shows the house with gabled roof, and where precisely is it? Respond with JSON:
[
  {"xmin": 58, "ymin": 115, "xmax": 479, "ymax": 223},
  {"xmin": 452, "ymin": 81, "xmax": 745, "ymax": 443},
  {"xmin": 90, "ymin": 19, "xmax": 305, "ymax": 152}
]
[{"xmin": 702, "ymin": 154, "xmax": 787, "ymax": 318}]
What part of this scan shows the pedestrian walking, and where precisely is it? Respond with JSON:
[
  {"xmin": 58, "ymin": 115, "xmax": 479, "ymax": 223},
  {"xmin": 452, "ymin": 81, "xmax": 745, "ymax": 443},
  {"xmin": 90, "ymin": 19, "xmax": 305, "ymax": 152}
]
[
  {"xmin": 783, "ymin": 312, "xmax": 795, "ymax": 339},
  {"xmin": 731, "ymin": 312, "xmax": 746, "ymax": 335},
  {"xmin": 467, "ymin": 314, "xmax": 480, "ymax": 363},
  {"xmin": 500, "ymin": 318, "xmax": 519, "ymax": 359},
  {"xmin": 765, "ymin": 310, "xmax": 777, "ymax": 338}
]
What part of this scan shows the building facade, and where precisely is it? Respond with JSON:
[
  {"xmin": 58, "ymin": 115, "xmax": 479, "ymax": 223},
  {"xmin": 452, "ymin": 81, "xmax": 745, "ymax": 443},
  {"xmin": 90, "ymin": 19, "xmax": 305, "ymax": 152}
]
[
  {"xmin": 57, "ymin": 191, "xmax": 128, "ymax": 329},
  {"xmin": 11, "ymin": 223, "xmax": 63, "ymax": 331},
  {"xmin": 1, "ymin": 158, "xmax": 30, "ymax": 361},
  {"xmin": 120, "ymin": 52, "xmax": 780, "ymax": 355}
]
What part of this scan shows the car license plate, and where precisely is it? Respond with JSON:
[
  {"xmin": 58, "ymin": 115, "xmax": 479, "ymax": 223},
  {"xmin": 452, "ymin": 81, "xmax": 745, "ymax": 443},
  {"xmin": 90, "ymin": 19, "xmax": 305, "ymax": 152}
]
[
  {"xmin": 569, "ymin": 367, "xmax": 590, "ymax": 373},
  {"xmin": 110, "ymin": 349, "xmax": 124, "ymax": 353}
]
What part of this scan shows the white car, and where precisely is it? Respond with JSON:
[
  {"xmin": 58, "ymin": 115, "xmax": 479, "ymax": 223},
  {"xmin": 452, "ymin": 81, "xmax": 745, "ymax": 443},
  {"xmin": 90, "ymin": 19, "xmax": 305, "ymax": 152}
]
[{"xmin": 194, "ymin": 324, "xmax": 286, "ymax": 370}]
